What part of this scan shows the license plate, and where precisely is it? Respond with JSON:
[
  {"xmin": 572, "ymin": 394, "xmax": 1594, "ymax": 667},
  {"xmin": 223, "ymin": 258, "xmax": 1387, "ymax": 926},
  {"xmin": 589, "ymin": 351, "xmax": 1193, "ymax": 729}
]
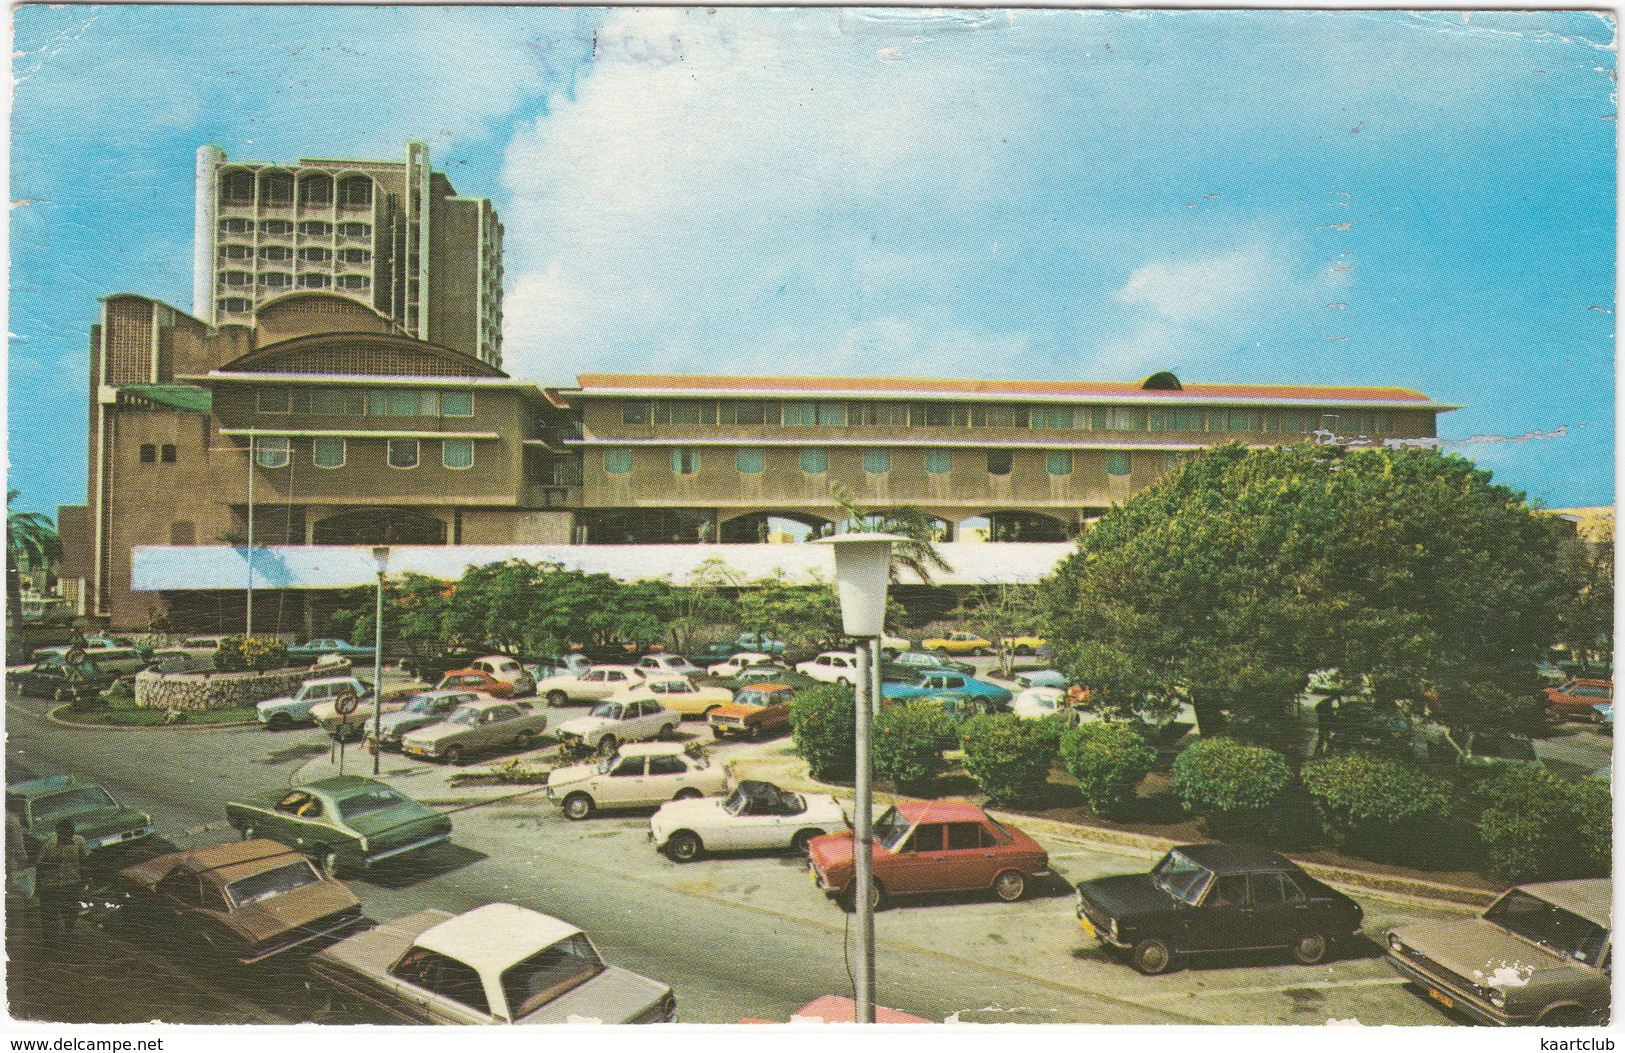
[
  {"xmin": 1078, "ymin": 914, "xmax": 1096, "ymax": 937},
  {"xmin": 1427, "ymin": 988, "xmax": 1454, "ymax": 1010}
]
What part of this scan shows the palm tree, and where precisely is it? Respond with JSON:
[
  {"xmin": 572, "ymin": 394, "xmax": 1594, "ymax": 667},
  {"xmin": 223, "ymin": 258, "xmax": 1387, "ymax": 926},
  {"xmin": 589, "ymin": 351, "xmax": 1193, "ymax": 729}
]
[
  {"xmin": 7, "ymin": 490, "xmax": 60, "ymax": 660},
  {"xmin": 828, "ymin": 483, "xmax": 952, "ymax": 585}
]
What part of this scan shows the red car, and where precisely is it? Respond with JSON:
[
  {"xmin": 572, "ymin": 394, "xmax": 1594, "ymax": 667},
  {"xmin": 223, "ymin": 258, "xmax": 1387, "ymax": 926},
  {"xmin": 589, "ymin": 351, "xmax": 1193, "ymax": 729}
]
[
  {"xmin": 435, "ymin": 668, "xmax": 515, "ymax": 698},
  {"xmin": 807, "ymin": 799, "xmax": 1050, "ymax": 910},
  {"xmin": 1545, "ymin": 678, "xmax": 1612, "ymax": 718}
]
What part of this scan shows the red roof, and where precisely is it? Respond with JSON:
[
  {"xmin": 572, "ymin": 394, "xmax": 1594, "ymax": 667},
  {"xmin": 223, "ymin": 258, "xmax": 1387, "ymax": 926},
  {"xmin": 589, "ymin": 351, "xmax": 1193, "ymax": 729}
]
[{"xmin": 568, "ymin": 373, "xmax": 1435, "ymax": 404}]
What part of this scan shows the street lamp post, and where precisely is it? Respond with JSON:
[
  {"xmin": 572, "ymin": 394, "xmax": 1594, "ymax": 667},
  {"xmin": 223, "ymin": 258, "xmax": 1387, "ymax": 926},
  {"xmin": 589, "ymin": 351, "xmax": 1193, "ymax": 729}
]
[
  {"xmin": 813, "ymin": 532, "xmax": 901, "ymax": 1025},
  {"xmin": 371, "ymin": 545, "xmax": 390, "ymax": 776}
]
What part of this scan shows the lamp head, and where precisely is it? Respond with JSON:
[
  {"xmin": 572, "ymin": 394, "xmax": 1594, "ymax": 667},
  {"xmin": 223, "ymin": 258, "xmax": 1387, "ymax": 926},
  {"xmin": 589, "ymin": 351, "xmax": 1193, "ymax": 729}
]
[
  {"xmin": 371, "ymin": 545, "xmax": 391, "ymax": 573},
  {"xmin": 811, "ymin": 533, "xmax": 903, "ymax": 637}
]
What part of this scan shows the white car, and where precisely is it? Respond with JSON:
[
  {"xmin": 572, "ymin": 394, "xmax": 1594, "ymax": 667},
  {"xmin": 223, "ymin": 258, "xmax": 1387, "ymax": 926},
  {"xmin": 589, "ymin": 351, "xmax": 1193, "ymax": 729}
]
[
  {"xmin": 554, "ymin": 697, "xmax": 680, "ymax": 755},
  {"xmin": 467, "ymin": 655, "xmax": 535, "ymax": 697},
  {"xmin": 706, "ymin": 652, "xmax": 781, "ymax": 678},
  {"xmin": 257, "ymin": 676, "xmax": 367, "ymax": 730},
  {"xmin": 537, "ymin": 665, "xmax": 645, "ymax": 706},
  {"xmin": 795, "ymin": 651, "xmax": 861, "ymax": 685},
  {"xmin": 634, "ymin": 654, "xmax": 704, "ymax": 678},
  {"xmin": 650, "ymin": 780, "xmax": 848, "ymax": 862},
  {"xmin": 1011, "ymin": 686, "xmax": 1070, "ymax": 720},
  {"xmin": 546, "ymin": 742, "xmax": 728, "ymax": 820}
]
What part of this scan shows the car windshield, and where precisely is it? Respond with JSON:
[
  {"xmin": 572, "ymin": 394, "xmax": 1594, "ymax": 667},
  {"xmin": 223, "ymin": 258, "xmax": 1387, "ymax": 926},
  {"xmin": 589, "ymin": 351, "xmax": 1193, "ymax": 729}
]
[
  {"xmin": 590, "ymin": 702, "xmax": 623, "ymax": 719},
  {"xmin": 724, "ymin": 785, "xmax": 751, "ymax": 814},
  {"xmin": 734, "ymin": 690, "xmax": 771, "ymax": 708},
  {"xmin": 500, "ymin": 933, "xmax": 606, "ymax": 1019},
  {"xmin": 1485, "ymin": 889, "xmax": 1611, "ymax": 966},
  {"xmin": 447, "ymin": 706, "xmax": 480, "ymax": 726},
  {"xmin": 337, "ymin": 786, "xmax": 410, "ymax": 820},
  {"xmin": 225, "ymin": 860, "xmax": 323, "ymax": 908},
  {"xmin": 403, "ymin": 694, "xmax": 441, "ymax": 714},
  {"xmin": 1152, "ymin": 850, "xmax": 1215, "ymax": 905},
  {"xmin": 596, "ymin": 755, "xmax": 619, "ymax": 774},
  {"xmin": 874, "ymin": 807, "xmax": 911, "ymax": 850},
  {"xmin": 31, "ymin": 786, "xmax": 117, "ymax": 822}
]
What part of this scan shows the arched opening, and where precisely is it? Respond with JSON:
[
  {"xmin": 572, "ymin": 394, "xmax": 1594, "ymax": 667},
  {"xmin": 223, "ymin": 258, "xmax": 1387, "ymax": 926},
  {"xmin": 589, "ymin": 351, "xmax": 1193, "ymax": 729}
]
[
  {"xmin": 298, "ymin": 173, "xmax": 333, "ymax": 207},
  {"xmin": 259, "ymin": 171, "xmax": 294, "ymax": 206},
  {"xmin": 338, "ymin": 176, "xmax": 374, "ymax": 210},
  {"xmin": 718, "ymin": 511, "xmax": 835, "ymax": 544},
  {"xmin": 580, "ymin": 508, "xmax": 717, "ymax": 545},
  {"xmin": 219, "ymin": 170, "xmax": 255, "ymax": 207},
  {"xmin": 965, "ymin": 510, "xmax": 1071, "ymax": 543},
  {"xmin": 312, "ymin": 508, "xmax": 446, "ymax": 546}
]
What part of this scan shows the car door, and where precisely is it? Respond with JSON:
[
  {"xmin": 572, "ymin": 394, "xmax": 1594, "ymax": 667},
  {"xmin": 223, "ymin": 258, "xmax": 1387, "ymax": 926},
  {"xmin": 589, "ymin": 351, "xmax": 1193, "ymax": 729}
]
[
  {"xmin": 386, "ymin": 948, "xmax": 496, "ymax": 1024},
  {"xmin": 1247, "ymin": 870, "xmax": 1306, "ymax": 948},
  {"xmin": 880, "ymin": 822, "xmax": 947, "ymax": 894},
  {"xmin": 597, "ymin": 754, "xmax": 647, "ymax": 805},
  {"xmin": 631, "ymin": 699, "xmax": 665, "ymax": 740},
  {"xmin": 1194, "ymin": 871, "xmax": 1254, "ymax": 951},
  {"xmin": 645, "ymin": 752, "xmax": 695, "ymax": 813},
  {"xmin": 935, "ymin": 821, "xmax": 1004, "ymax": 891}
]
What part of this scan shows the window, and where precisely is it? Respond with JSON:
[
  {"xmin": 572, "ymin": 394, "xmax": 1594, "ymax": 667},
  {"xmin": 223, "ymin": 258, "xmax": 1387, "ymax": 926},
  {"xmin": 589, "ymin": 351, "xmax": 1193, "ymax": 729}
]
[
  {"xmin": 970, "ymin": 405, "xmax": 1023, "ymax": 428},
  {"xmin": 338, "ymin": 176, "xmax": 374, "ymax": 209},
  {"xmin": 313, "ymin": 439, "xmax": 345, "ymax": 468},
  {"xmin": 854, "ymin": 402, "xmax": 909, "ymax": 426},
  {"xmin": 672, "ymin": 448, "xmax": 700, "ymax": 475},
  {"xmin": 1046, "ymin": 451, "xmax": 1073, "ymax": 476},
  {"xmin": 390, "ymin": 949, "xmax": 490, "ymax": 1015},
  {"xmin": 311, "ymin": 389, "xmax": 365, "ymax": 415},
  {"xmin": 297, "ymin": 220, "xmax": 331, "ymax": 237},
  {"xmin": 621, "ymin": 401, "xmax": 651, "ymax": 425},
  {"xmin": 652, "ymin": 401, "xmax": 714, "ymax": 425},
  {"xmin": 220, "ymin": 170, "xmax": 256, "ymax": 205},
  {"xmin": 259, "ymin": 219, "xmax": 294, "ymax": 236},
  {"xmin": 219, "ymin": 217, "xmax": 253, "ymax": 235},
  {"xmin": 1030, "ymin": 406, "xmax": 1077, "ymax": 429},
  {"xmin": 338, "ymin": 248, "xmax": 372, "ymax": 264},
  {"xmin": 735, "ymin": 448, "xmax": 764, "ymax": 474},
  {"xmin": 298, "ymin": 247, "xmax": 332, "ymax": 263},
  {"xmin": 217, "ymin": 297, "xmax": 253, "ymax": 314},
  {"xmin": 946, "ymin": 822, "xmax": 987, "ymax": 850},
  {"xmin": 442, "ymin": 439, "xmax": 474, "ymax": 470},
  {"xmin": 783, "ymin": 402, "xmax": 847, "ymax": 426},
  {"xmin": 219, "ymin": 244, "xmax": 253, "ymax": 261},
  {"xmin": 367, "ymin": 390, "xmax": 435, "ymax": 416},
  {"xmin": 799, "ymin": 448, "xmax": 828, "ymax": 474},
  {"xmin": 1228, "ymin": 410, "xmax": 1261, "ymax": 432},
  {"xmin": 1208, "ymin": 874, "xmax": 1250, "ymax": 908},
  {"xmin": 336, "ymin": 275, "xmax": 369, "ymax": 290},
  {"xmin": 925, "ymin": 449, "xmax": 952, "ymax": 475},
  {"xmin": 725, "ymin": 400, "xmax": 775, "ymax": 426},
  {"xmin": 260, "ymin": 272, "xmax": 291, "ymax": 288},
  {"xmin": 1106, "ymin": 407, "xmax": 1146, "ymax": 431},
  {"xmin": 604, "ymin": 449, "xmax": 632, "ymax": 475},
  {"xmin": 298, "ymin": 274, "xmax": 331, "ymax": 289},
  {"xmin": 648, "ymin": 754, "xmax": 686, "ymax": 776},
  {"xmin": 257, "ymin": 388, "xmax": 291, "ymax": 414},
  {"xmin": 387, "ymin": 439, "xmax": 419, "ymax": 469},
  {"xmin": 902, "ymin": 823, "xmax": 945, "ymax": 853},
  {"xmin": 259, "ymin": 246, "xmax": 293, "ymax": 262},
  {"xmin": 337, "ymin": 221, "xmax": 371, "ymax": 238},
  {"xmin": 987, "ymin": 450, "xmax": 1013, "ymax": 476},
  {"xmin": 1106, "ymin": 451, "xmax": 1132, "ymax": 477},
  {"xmin": 298, "ymin": 174, "xmax": 332, "ymax": 207},
  {"xmin": 863, "ymin": 449, "xmax": 890, "ymax": 474},
  {"xmin": 255, "ymin": 437, "xmax": 290, "ymax": 469},
  {"xmin": 921, "ymin": 403, "xmax": 965, "ymax": 428},
  {"xmin": 160, "ymin": 444, "xmax": 176, "ymax": 464},
  {"xmin": 439, "ymin": 391, "xmax": 473, "ymax": 417},
  {"xmin": 139, "ymin": 444, "xmax": 156, "ymax": 463},
  {"xmin": 221, "ymin": 271, "xmax": 253, "ymax": 287},
  {"xmin": 260, "ymin": 173, "xmax": 294, "ymax": 205}
]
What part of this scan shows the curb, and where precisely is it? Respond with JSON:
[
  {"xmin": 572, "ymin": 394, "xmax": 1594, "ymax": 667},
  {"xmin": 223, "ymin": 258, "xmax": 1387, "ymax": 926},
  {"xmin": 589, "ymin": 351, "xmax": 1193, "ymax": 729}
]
[{"xmin": 39, "ymin": 703, "xmax": 260, "ymax": 732}]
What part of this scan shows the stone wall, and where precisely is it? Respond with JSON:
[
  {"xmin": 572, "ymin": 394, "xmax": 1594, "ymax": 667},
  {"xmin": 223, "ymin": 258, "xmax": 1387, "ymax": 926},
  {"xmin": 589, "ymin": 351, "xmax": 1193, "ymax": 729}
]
[{"xmin": 133, "ymin": 665, "xmax": 314, "ymax": 710}]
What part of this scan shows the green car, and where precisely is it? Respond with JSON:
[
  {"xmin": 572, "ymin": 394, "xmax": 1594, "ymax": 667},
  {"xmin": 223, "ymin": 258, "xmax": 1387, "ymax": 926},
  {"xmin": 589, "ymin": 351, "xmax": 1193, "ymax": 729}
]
[
  {"xmin": 224, "ymin": 776, "xmax": 451, "ymax": 875},
  {"xmin": 7, "ymin": 775, "xmax": 155, "ymax": 857}
]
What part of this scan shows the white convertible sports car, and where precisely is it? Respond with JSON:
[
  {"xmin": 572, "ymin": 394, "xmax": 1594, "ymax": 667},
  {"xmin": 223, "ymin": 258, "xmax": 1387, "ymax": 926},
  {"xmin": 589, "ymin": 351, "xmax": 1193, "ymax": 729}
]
[{"xmin": 649, "ymin": 780, "xmax": 848, "ymax": 862}]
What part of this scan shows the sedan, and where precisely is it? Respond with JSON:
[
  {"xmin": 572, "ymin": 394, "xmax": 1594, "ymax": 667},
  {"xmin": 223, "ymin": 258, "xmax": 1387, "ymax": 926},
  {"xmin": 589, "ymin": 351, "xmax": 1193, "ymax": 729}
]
[
  {"xmin": 651, "ymin": 780, "xmax": 848, "ymax": 862},
  {"xmin": 706, "ymin": 652, "xmax": 783, "ymax": 678},
  {"xmin": 614, "ymin": 675, "xmax": 734, "ymax": 719},
  {"xmin": 795, "ymin": 651, "xmax": 861, "ymax": 685},
  {"xmin": 546, "ymin": 742, "xmax": 728, "ymax": 820},
  {"xmin": 365, "ymin": 689, "xmax": 481, "ymax": 751},
  {"xmin": 554, "ymin": 697, "xmax": 680, "ymax": 755},
  {"xmin": 224, "ymin": 776, "xmax": 452, "ymax": 875},
  {"xmin": 287, "ymin": 638, "xmax": 376, "ymax": 661},
  {"xmin": 435, "ymin": 668, "xmax": 517, "ymax": 698},
  {"xmin": 881, "ymin": 669, "xmax": 1013, "ymax": 708},
  {"xmin": 889, "ymin": 650, "xmax": 974, "ymax": 676},
  {"xmin": 8, "ymin": 775, "xmax": 154, "ymax": 857},
  {"xmin": 401, "ymin": 697, "xmax": 549, "ymax": 764},
  {"xmin": 1074, "ymin": 843, "xmax": 1365, "ymax": 974},
  {"xmin": 919, "ymin": 632, "xmax": 992, "ymax": 656},
  {"xmin": 537, "ymin": 665, "xmax": 645, "ymax": 706},
  {"xmin": 1546, "ymin": 679, "xmax": 1612, "ymax": 718},
  {"xmin": 634, "ymin": 654, "xmax": 706, "ymax": 678}
]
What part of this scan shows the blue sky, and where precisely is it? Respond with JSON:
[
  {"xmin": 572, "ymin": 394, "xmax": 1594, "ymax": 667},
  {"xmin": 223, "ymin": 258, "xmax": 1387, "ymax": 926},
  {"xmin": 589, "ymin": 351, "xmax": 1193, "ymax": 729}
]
[{"xmin": 9, "ymin": 7, "xmax": 1616, "ymax": 519}]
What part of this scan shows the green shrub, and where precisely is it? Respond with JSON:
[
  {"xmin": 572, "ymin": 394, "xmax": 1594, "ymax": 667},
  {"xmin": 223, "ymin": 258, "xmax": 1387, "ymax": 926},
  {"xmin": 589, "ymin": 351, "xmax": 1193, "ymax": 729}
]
[
  {"xmin": 1058, "ymin": 722, "xmax": 1156, "ymax": 816},
  {"xmin": 790, "ymin": 683, "xmax": 857, "ymax": 782},
  {"xmin": 1302, "ymin": 753, "xmax": 1450, "ymax": 849},
  {"xmin": 1171, "ymin": 737, "xmax": 1292, "ymax": 836},
  {"xmin": 957, "ymin": 713, "xmax": 1057, "ymax": 806},
  {"xmin": 873, "ymin": 701, "xmax": 954, "ymax": 791},
  {"xmin": 1477, "ymin": 764, "xmax": 1611, "ymax": 883},
  {"xmin": 214, "ymin": 635, "xmax": 290, "ymax": 672}
]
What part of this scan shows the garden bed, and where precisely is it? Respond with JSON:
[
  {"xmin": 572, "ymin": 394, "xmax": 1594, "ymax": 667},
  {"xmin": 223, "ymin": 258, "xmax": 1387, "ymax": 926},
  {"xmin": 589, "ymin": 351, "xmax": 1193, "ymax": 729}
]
[{"xmin": 57, "ymin": 700, "xmax": 260, "ymax": 727}]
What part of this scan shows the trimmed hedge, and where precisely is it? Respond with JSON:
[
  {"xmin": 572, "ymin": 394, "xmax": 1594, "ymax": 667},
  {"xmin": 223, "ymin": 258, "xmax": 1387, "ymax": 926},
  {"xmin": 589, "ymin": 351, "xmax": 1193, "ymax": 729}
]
[
  {"xmin": 1171, "ymin": 737, "xmax": 1292, "ymax": 836},
  {"xmin": 1477, "ymin": 763, "xmax": 1611, "ymax": 884},
  {"xmin": 1057, "ymin": 722, "xmax": 1156, "ymax": 817},
  {"xmin": 957, "ymin": 713, "xmax": 1057, "ymax": 806},
  {"xmin": 1302, "ymin": 753, "xmax": 1451, "ymax": 849},
  {"xmin": 214, "ymin": 635, "xmax": 289, "ymax": 672},
  {"xmin": 873, "ymin": 701, "xmax": 954, "ymax": 791},
  {"xmin": 790, "ymin": 683, "xmax": 857, "ymax": 782}
]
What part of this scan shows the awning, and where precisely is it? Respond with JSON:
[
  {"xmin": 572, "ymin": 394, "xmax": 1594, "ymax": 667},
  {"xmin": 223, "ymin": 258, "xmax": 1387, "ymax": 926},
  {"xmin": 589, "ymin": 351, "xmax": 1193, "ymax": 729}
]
[{"xmin": 121, "ymin": 384, "xmax": 213, "ymax": 412}]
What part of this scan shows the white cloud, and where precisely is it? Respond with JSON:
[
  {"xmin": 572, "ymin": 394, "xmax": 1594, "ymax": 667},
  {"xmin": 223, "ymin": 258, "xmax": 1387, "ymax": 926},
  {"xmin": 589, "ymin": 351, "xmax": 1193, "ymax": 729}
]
[{"xmin": 1113, "ymin": 246, "xmax": 1285, "ymax": 324}]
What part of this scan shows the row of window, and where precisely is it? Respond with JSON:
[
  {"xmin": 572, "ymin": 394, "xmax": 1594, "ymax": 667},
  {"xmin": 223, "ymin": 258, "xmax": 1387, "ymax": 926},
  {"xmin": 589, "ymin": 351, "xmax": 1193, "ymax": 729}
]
[
  {"xmin": 619, "ymin": 399, "xmax": 1398, "ymax": 436},
  {"xmin": 220, "ymin": 272, "xmax": 370, "ymax": 290},
  {"xmin": 606, "ymin": 447, "xmax": 1163, "ymax": 478},
  {"xmin": 255, "ymin": 387, "xmax": 475, "ymax": 417},
  {"xmin": 219, "ymin": 246, "xmax": 372, "ymax": 264},
  {"xmin": 138, "ymin": 444, "xmax": 177, "ymax": 464},
  {"xmin": 219, "ymin": 171, "xmax": 373, "ymax": 208},
  {"xmin": 253, "ymin": 437, "xmax": 474, "ymax": 471},
  {"xmin": 218, "ymin": 219, "xmax": 372, "ymax": 239}
]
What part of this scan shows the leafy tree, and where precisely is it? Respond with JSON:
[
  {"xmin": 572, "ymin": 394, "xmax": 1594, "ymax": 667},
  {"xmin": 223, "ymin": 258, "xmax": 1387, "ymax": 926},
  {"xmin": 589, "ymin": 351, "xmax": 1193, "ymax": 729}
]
[
  {"xmin": 1300, "ymin": 753, "xmax": 1450, "ymax": 850},
  {"xmin": 1041, "ymin": 444, "xmax": 1572, "ymax": 752},
  {"xmin": 1553, "ymin": 517, "xmax": 1613, "ymax": 673},
  {"xmin": 1477, "ymin": 764, "xmax": 1611, "ymax": 883},
  {"xmin": 790, "ymin": 682, "xmax": 857, "ymax": 782},
  {"xmin": 7, "ymin": 490, "xmax": 60, "ymax": 659},
  {"xmin": 1057, "ymin": 722, "xmax": 1157, "ymax": 817},
  {"xmin": 873, "ymin": 700, "xmax": 955, "ymax": 790},
  {"xmin": 954, "ymin": 583, "xmax": 1046, "ymax": 678},
  {"xmin": 658, "ymin": 557, "xmax": 741, "ymax": 653},
  {"xmin": 829, "ymin": 483, "xmax": 952, "ymax": 585},
  {"xmin": 1170, "ymin": 737, "xmax": 1292, "ymax": 836},
  {"xmin": 957, "ymin": 713, "xmax": 1056, "ymax": 806},
  {"xmin": 334, "ymin": 571, "xmax": 461, "ymax": 655},
  {"xmin": 734, "ymin": 571, "xmax": 844, "ymax": 653}
]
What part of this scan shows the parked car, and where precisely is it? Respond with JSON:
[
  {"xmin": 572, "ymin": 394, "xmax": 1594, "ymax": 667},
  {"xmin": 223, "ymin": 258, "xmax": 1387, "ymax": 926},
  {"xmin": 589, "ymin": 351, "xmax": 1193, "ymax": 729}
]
[
  {"xmin": 256, "ymin": 676, "xmax": 369, "ymax": 730},
  {"xmin": 308, "ymin": 903, "xmax": 677, "ymax": 1024},
  {"xmin": 366, "ymin": 689, "xmax": 482, "ymax": 751},
  {"xmin": 731, "ymin": 666, "xmax": 819, "ymax": 688},
  {"xmin": 614, "ymin": 675, "xmax": 733, "ymax": 719},
  {"xmin": 1545, "ymin": 679, "xmax": 1613, "ymax": 718},
  {"xmin": 651, "ymin": 780, "xmax": 848, "ymax": 862},
  {"xmin": 735, "ymin": 632, "xmax": 787, "ymax": 655},
  {"xmin": 401, "ymin": 697, "xmax": 549, "ymax": 765},
  {"xmin": 1593, "ymin": 701, "xmax": 1612, "ymax": 730},
  {"xmin": 149, "ymin": 634, "xmax": 233, "ymax": 672},
  {"xmin": 287, "ymin": 638, "xmax": 376, "ymax": 661},
  {"xmin": 310, "ymin": 677, "xmax": 431, "ymax": 739},
  {"xmin": 554, "ymin": 697, "xmax": 680, "ymax": 756},
  {"xmin": 1011, "ymin": 686, "xmax": 1070, "ymax": 720},
  {"xmin": 435, "ymin": 668, "xmax": 517, "ymax": 698},
  {"xmin": 807, "ymin": 800, "xmax": 1050, "ymax": 910},
  {"xmin": 537, "ymin": 665, "xmax": 646, "ymax": 706},
  {"xmin": 705, "ymin": 652, "xmax": 782, "ymax": 679},
  {"xmin": 224, "ymin": 775, "xmax": 452, "ymax": 874},
  {"xmin": 998, "ymin": 636, "xmax": 1047, "ymax": 656},
  {"xmin": 634, "ymin": 653, "xmax": 705, "ymax": 679},
  {"xmin": 1385, "ymin": 878, "xmax": 1611, "ymax": 1026},
  {"xmin": 709, "ymin": 682, "xmax": 799, "ymax": 740},
  {"xmin": 1074, "ymin": 843, "xmax": 1365, "ymax": 975},
  {"xmin": 919, "ymin": 632, "xmax": 992, "ymax": 656},
  {"xmin": 13, "ymin": 651, "xmax": 141, "ymax": 700},
  {"xmin": 119, "ymin": 838, "xmax": 364, "ymax": 963},
  {"xmin": 546, "ymin": 742, "xmax": 727, "ymax": 820},
  {"xmin": 524, "ymin": 653, "xmax": 593, "ymax": 684},
  {"xmin": 463, "ymin": 655, "xmax": 536, "ymax": 697},
  {"xmin": 796, "ymin": 651, "xmax": 862, "ymax": 685},
  {"xmin": 1015, "ymin": 668, "xmax": 1069, "ymax": 690},
  {"xmin": 7, "ymin": 775, "xmax": 154, "ymax": 858},
  {"xmin": 881, "ymin": 669, "xmax": 1014, "ymax": 709},
  {"xmin": 889, "ymin": 649, "xmax": 974, "ymax": 676}
]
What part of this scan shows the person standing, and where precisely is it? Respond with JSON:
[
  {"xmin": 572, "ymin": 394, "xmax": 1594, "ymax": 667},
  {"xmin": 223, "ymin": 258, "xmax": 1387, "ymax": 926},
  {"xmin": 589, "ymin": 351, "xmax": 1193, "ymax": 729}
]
[{"xmin": 34, "ymin": 819, "xmax": 87, "ymax": 945}]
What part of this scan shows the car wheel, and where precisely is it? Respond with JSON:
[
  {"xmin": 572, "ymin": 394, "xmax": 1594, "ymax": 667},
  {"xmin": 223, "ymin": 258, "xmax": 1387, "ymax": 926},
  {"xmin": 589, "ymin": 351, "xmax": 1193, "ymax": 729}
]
[
  {"xmin": 267, "ymin": 712, "xmax": 293, "ymax": 731},
  {"xmin": 547, "ymin": 690, "xmax": 568, "ymax": 706},
  {"xmin": 657, "ymin": 723, "xmax": 677, "ymax": 741},
  {"xmin": 673, "ymin": 787, "xmax": 703, "ymax": 801},
  {"xmin": 1289, "ymin": 932, "xmax": 1328, "ymax": 966},
  {"xmin": 514, "ymin": 730, "xmax": 537, "ymax": 751},
  {"xmin": 790, "ymin": 829, "xmax": 822, "ymax": 856},
  {"xmin": 666, "ymin": 831, "xmax": 703, "ymax": 863},
  {"xmin": 239, "ymin": 825, "xmax": 256, "ymax": 842},
  {"xmin": 597, "ymin": 735, "xmax": 619, "ymax": 757},
  {"xmin": 1131, "ymin": 937, "xmax": 1175, "ymax": 975},
  {"xmin": 562, "ymin": 793, "xmax": 594, "ymax": 820},
  {"xmin": 838, "ymin": 879, "xmax": 884, "ymax": 913},
  {"xmin": 992, "ymin": 870, "xmax": 1027, "ymax": 902},
  {"xmin": 1538, "ymin": 1007, "xmax": 1592, "ymax": 1027},
  {"xmin": 443, "ymin": 746, "xmax": 465, "ymax": 766}
]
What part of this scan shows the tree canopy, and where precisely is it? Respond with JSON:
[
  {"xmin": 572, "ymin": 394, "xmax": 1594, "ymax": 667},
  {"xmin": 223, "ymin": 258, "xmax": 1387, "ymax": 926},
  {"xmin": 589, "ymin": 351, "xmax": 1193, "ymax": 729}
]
[{"xmin": 1041, "ymin": 444, "xmax": 1572, "ymax": 748}]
